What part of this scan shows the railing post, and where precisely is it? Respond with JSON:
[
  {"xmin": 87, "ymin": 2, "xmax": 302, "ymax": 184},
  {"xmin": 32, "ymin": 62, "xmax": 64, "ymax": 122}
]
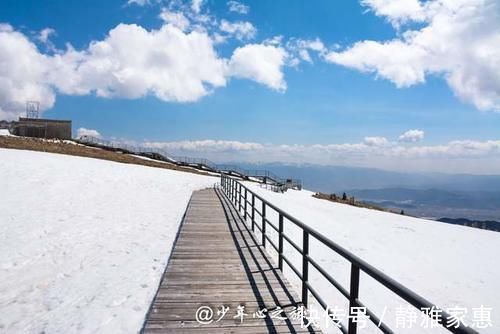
[
  {"xmin": 251, "ymin": 194, "xmax": 255, "ymax": 232},
  {"xmin": 234, "ymin": 181, "xmax": 237, "ymax": 204},
  {"xmin": 232, "ymin": 179, "xmax": 236, "ymax": 203},
  {"xmin": 261, "ymin": 202, "xmax": 266, "ymax": 247},
  {"xmin": 230, "ymin": 179, "xmax": 234, "ymax": 201},
  {"xmin": 244, "ymin": 188, "xmax": 248, "ymax": 220},
  {"xmin": 278, "ymin": 213, "xmax": 284, "ymax": 271},
  {"xmin": 302, "ymin": 230, "xmax": 309, "ymax": 307},
  {"xmin": 238, "ymin": 183, "xmax": 242, "ymax": 212},
  {"xmin": 348, "ymin": 264, "xmax": 360, "ymax": 334}
]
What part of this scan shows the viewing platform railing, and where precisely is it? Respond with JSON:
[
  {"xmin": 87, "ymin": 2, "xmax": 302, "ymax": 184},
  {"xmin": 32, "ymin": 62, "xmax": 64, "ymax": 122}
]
[
  {"xmin": 221, "ymin": 175, "xmax": 478, "ymax": 334},
  {"xmin": 76, "ymin": 135, "xmax": 301, "ymax": 190}
]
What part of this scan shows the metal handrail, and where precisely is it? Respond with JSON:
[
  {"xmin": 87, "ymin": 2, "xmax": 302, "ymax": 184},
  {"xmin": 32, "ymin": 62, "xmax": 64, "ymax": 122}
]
[
  {"xmin": 221, "ymin": 175, "xmax": 478, "ymax": 334},
  {"xmin": 77, "ymin": 135, "xmax": 301, "ymax": 189}
]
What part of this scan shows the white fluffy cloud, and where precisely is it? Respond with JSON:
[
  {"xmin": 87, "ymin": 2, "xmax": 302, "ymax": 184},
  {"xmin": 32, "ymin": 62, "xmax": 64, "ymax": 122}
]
[
  {"xmin": 38, "ymin": 28, "xmax": 55, "ymax": 44},
  {"xmin": 159, "ymin": 10, "xmax": 190, "ymax": 31},
  {"xmin": 0, "ymin": 24, "xmax": 56, "ymax": 120},
  {"xmin": 325, "ymin": 0, "xmax": 500, "ymax": 112},
  {"xmin": 0, "ymin": 23, "xmax": 227, "ymax": 118},
  {"xmin": 191, "ymin": 0, "xmax": 204, "ymax": 14},
  {"xmin": 77, "ymin": 128, "xmax": 101, "ymax": 138},
  {"xmin": 0, "ymin": 21, "xmax": 290, "ymax": 119},
  {"xmin": 399, "ymin": 129, "xmax": 424, "ymax": 143},
  {"xmin": 229, "ymin": 44, "xmax": 288, "ymax": 91},
  {"xmin": 360, "ymin": 0, "xmax": 426, "ymax": 27},
  {"xmin": 56, "ymin": 23, "xmax": 228, "ymax": 102},
  {"xmin": 363, "ymin": 136, "xmax": 388, "ymax": 146},
  {"xmin": 227, "ymin": 1, "xmax": 249, "ymax": 14},
  {"xmin": 219, "ymin": 20, "xmax": 256, "ymax": 40}
]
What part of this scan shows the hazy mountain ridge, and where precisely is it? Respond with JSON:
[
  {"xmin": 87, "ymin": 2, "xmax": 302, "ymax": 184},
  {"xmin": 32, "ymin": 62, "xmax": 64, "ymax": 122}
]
[
  {"xmin": 349, "ymin": 188, "xmax": 500, "ymax": 210},
  {"xmin": 237, "ymin": 162, "xmax": 500, "ymax": 192},
  {"xmin": 236, "ymin": 162, "xmax": 500, "ymax": 221},
  {"xmin": 438, "ymin": 217, "xmax": 500, "ymax": 231}
]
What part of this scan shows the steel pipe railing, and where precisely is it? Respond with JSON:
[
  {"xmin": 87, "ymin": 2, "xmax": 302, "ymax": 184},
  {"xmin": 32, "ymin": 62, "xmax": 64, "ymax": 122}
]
[{"xmin": 220, "ymin": 174, "xmax": 478, "ymax": 334}]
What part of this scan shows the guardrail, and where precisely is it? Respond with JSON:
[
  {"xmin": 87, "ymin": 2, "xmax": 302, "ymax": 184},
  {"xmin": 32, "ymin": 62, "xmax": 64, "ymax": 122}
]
[
  {"xmin": 221, "ymin": 175, "xmax": 478, "ymax": 334},
  {"xmin": 76, "ymin": 135, "xmax": 301, "ymax": 190}
]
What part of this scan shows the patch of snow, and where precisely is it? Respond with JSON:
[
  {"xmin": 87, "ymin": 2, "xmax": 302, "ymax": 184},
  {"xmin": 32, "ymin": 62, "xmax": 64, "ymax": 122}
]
[
  {"xmin": 129, "ymin": 155, "xmax": 221, "ymax": 176},
  {"xmin": 130, "ymin": 154, "xmax": 172, "ymax": 164},
  {"xmin": 0, "ymin": 129, "xmax": 12, "ymax": 136},
  {"xmin": 244, "ymin": 182, "xmax": 500, "ymax": 333},
  {"xmin": 0, "ymin": 148, "xmax": 216, "ymax": 333}
]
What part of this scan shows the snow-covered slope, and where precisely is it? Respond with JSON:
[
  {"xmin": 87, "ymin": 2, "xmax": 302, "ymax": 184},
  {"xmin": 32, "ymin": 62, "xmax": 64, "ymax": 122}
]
[
  {"xmin": 0, "ymin": 148, "xmax": 216, "ymax": 333},
  {"xmin": 245, "ymin": 183, "xmax": 500, "ymax": 333}
]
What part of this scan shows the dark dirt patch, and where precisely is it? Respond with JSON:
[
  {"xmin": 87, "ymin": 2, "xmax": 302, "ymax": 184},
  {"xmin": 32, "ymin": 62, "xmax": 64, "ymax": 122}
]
[{"xmin": 0, "ymin": 136, "xmax": 212, "ymax": 177}]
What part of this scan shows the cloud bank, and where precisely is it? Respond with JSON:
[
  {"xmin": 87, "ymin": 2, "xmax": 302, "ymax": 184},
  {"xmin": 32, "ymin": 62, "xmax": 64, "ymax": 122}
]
[{"xmin": 135, "ymin": 136, "xmax": 500, "ymax": 174}]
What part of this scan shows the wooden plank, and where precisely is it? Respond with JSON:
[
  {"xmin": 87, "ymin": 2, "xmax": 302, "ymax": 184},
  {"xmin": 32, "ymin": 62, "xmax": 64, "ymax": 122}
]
[{"xmin": 142, "ymin": 188, "xmax": 321, "ymax": 333}]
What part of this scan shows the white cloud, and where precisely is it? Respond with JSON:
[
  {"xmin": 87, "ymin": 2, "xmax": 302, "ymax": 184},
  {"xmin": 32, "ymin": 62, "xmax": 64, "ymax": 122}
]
[
  {"xmin": 77, "ymin": 128, "xmax": 101, "ymax": 138},
  {"xmin": 127, "ymin": 0, "xmax": 149, "ymax": 6},
  {"xmin": 325, "ymin": 0, "xmax": 500, "ymax": 112},
  {"xmin": 287, "ymin": 38, "xmax": 326, "ymax": 64},
  {"xmin": 0, "ymin": 24, "xmax": 56, "ymax": 120},
  {"xmin": 363, "ymin": 136, "xmax": 389, "ymax": 146},
  {"xmin": 0, "ymin": 23, "xmax": 226, "ymax": 118},
  {"xmin": 229, "ymin": 44, "xmax": 287, "ymax": 91},
  {"xmin": 159, "ymin": 9, "xmax": 190, "ymax": 31},
  {"xmin": 191, "ymin": 0, "xmax": 204, "ymax": 14},
  {"xmin": 399, "ymin": 129, "xmax": 424, "ymax": 143},
  {"xmin": 325, "ymin": 39, "xmax": 426, "ymax": 87},
  {"xmin": 219, "ymin": 20, "xmax": 256, "ymax": 40},
  {"xmin": 38, "ymin": 28, "xmax": 55, "ymax": 44},
  {"xmin": 360, "ymin": 0, "xmax": 426, "ymax": 27},
  {"xmin": 227, "ymin": 1, "xmax": 249, "ymax": 14},
  {"xmin": 55, "ymin": 23, "xmax": 228, "ymax": 102},
  {"xmin": 0, "ymin": 22, "xmax": 293, "ymax": 119},
  {"xmin": 264, "ymin": 35, "xmax": 283, "ymax": 46},
  {"xmin": 145, "ymin": 139, "xmax": 263, "ymax": 152}
]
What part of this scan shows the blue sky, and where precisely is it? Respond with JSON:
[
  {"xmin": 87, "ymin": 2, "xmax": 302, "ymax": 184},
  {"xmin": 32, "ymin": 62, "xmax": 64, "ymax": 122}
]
[{"xmin": 1, "ymin": 0, "xmax": 500, "ymax": 173}]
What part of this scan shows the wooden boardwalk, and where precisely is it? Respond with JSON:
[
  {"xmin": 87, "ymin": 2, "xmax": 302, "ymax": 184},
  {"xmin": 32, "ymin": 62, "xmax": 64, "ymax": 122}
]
[{"xmin": 142, "ymin": 187, "xmax": 321, "ymax": 334}]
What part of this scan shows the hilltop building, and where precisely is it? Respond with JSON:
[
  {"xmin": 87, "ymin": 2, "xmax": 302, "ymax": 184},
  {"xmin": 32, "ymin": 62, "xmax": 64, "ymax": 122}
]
[{"xmin": 0, "ymin": 117, "xmax": 72, "ymax": 140}]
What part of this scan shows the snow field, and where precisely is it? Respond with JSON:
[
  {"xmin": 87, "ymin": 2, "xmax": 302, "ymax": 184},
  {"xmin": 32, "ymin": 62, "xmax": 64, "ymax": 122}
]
[{"xmin": 0, "ymin": 148, "xmax": 216, "ymax": 333}]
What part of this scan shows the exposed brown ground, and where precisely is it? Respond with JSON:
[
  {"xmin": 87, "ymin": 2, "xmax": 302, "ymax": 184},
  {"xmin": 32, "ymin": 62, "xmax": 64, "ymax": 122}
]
[
  {"xmin": 313, "ymin": 191, "xmax": 408, "ymax": 215},
  {"xmin": 0, "ymin": 135, "xmax": 211, "ymax": 176}
]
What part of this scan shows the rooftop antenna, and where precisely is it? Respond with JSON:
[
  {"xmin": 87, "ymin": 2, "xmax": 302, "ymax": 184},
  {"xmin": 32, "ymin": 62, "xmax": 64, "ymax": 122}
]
[{"xmin": 26, "ymin": 101, "xmax": 40, "ymax": 119}]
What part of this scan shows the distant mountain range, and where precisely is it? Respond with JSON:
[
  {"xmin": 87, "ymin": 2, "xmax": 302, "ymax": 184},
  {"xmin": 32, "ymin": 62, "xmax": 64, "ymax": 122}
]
[
  {"xmin": 437, "ymin": 218, "xmax": 500, "ymax": 232},
  {"xmin": 349, "ymin": 188, "xmax": 500, "ymax": 210},
  {"xmin": 237, "ymin": 162, "xmax": 500, "ymax": 193},
  {"xmin": 349, "ymin": 188, "xmax": 500, "ymax": 222},
  {"xmin": 236, "ymin": 162, "xmax": 500, "ymax": 221}
]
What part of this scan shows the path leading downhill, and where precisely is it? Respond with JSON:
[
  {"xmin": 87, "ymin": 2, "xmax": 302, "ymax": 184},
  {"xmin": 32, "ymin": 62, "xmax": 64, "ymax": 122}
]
[{"xmin": 142, "ymin": 187, "xmax": 321, "ymax": 334}]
